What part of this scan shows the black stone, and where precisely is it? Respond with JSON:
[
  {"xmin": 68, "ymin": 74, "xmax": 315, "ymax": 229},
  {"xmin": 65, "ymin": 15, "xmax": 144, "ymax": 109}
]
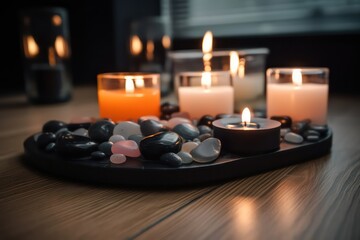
[
  {"xmin": 302, "ymin": 130, "xmax": 320, "ymax": 138},
  {"xmin": 160, "ymin": 114, "xmax": 172, "ymax": 120},
  {"xmin": 197, "ymin": 125, "xmax": 212, "ymax": 135},
  {"xmin": 128, "ymin": 134, "xmax": 144, "ymax": 146},
  {"xmin": 42, "ymin": 120, "xmax": 67, "ymax": 133},
  {"xmin": 37, "ymin": 132, "xmax": 56, "ymax": 149},
  {"xmin": 55, "ymin": 133, "xmax": 98, "ymax": 157},
  {"xmin": 67, "ymin": 122, "xmax": 92, "ymax": 131},
  {"xmin": 98, "ymin": 141, "xmax": 113, "ymax": 156},
  {"xmin": 198, "ymin": 115, "xmax": 215, "ymax": 128},
  {"xmin": 140, "ymin": 119, "xmax": 165, "ymax": 136},
  {"xmin": 91, "ymin": 151, "xmax": 106, "ymax": 160},
  {"xmin": 291, "ymin": 119, "xmax": 311, "ymax": 134},
  {"xmin": 173, "ymin": 123, "xmax": 200, "ymax": 141},
  {"xmin": 56, "ymin": 130, "xmax": 71, "ymax": 139},
  {"xmin": 305, "ymin": 135, "xmax": 320, "ymax": 142},
  {"xmin": 309, "ymin": 124, "xmax": 329, "ymax": 136},
  {"xmin": 45, "ymin": 142, "xmax": 56, "ymax": 152},
  {"xmin": 139, "ymin": 131, "xmax": 183, "ymax": 160},
  {"xmin": 270, "ymin": 115, "xmax": 292, "ymax": 128},
  {"xmin": 159, "ymin": 152, "xmax": 182, "ymax": 167},
  {"xmin": 88, "ymin": 120, "xmax": 115, "ymax": 143},
  {"xmin": 161, "ymin": 102, "xmax": 180, "ymax": 115}
]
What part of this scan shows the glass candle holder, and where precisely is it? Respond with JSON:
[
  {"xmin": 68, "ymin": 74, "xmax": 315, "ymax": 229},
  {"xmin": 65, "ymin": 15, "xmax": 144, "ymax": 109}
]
[
  {"xmin": 20, "ymin": 7, "xmax": 72, "ymax": 104},
  {"xmin": 169, "ymin": 48, "xmax": 269, "ymax": 112},
  {"xmin": 266, "ymin": 68, "xmax": 329, "ymax": 125},
  {"xmin": 97, "ymin": 73, "xmax": 160, "ymax": 122},
  {"xmin": 177, "ymin": 71, "xmax": 234, "ymax": 119},
  {"xmin": 129, "ymin": 16, "xmax": 172, "ymax": 96}
]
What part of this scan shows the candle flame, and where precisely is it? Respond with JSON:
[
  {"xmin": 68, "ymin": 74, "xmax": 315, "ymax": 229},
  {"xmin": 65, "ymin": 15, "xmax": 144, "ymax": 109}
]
[
  {"xmin": 238, "ymin": 58, "xmax": 245, "ymax": 78},
  {"xmin": 201, "ymin": 72, "xmax": 211, "ymax": 89},
  {"xmin": 24, "ymin": 35, "xmax": 39, "ymax": 58},
  {"xmin": 130, "ymin": 35, "xmax": 142, "ymax": 56},
  {"xmin": 55, "ymin": 35, "xmax": 69, "ymax": 58},
  {"xmin": 242, "ymin": 107, "xmax": 251, "ymax": 125},
  {"xmin": 202, "ymin": 31, "xmax": 213, "ymax": 54},
  {"xmin": 292, "ymin": 69, "xmax": 302, "ymax": 86},
  {"xmin": 202, "ymin": 31, "xmax": 213, "ymax": 72},
  {"xmin": 162, "ymin": 35, "xmax": 171, "ymax": 49},
  {"xmin": 230, "ymin": 51, "xmax": 239, "ymax": 77},
  {"xmin": 52, "ymin": 15, "xmax": 62, "ymax": 26},
  {"xmin": 48, "ymin": 47, "xmax": 56, "ymax": 66},
  {"xmin": 146, "ymin": 40, "xmax": 154, "ymax": 61},
  {"xmin": 135, "ymin": 76, "xmax": 144, "ymax": 88},
  {"xmin": 125, "ymin": 76, "xmax": 135, "ymax": 93}
]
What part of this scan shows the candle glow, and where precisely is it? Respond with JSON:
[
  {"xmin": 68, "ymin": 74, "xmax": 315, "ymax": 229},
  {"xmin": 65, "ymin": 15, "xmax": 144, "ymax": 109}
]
[
  {"xmin": 242, "ymin": 107, "xmax": 251, "ymax": 125},
  {"xmin": 292, "ymin": 69, "xmax": 302, "ymax": 86},
  {"xmin": 130, "ymin": 35, "xmax": 142, "ymax": 56}
]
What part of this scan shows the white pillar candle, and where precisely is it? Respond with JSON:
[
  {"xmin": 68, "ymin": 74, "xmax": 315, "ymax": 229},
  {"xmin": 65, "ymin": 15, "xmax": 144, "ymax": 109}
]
[
  {"xmin": 178, "ymin": 71, "xmax": 234, "ymax": 119},
  {"xmin": 266, "ymin": 68, "xmax": 329, "ymax": 125}
]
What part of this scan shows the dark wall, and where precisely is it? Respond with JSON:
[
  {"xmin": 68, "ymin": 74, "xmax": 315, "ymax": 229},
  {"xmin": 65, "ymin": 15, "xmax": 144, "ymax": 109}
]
[
  {"xmin": 173, "ymin": 33, "xmax": 360, "ymax": 94},
  {"xmin": 0, "ymin": 0, "xmax": 161, "ymax": 96}
]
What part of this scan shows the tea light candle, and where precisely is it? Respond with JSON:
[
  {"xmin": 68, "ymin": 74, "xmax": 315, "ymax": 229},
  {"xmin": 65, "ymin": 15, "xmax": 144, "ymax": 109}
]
[
  {"xmin": 178, "ymin": 71, "xmax": 234, "ymax": 119},
  {"xmin": 97, "ymin": 73, "xmax": 160, "ymax": 122},
  {"xmin": 266, "ymin": 68, "xmax": 329, "ymax": 124},
  {"xmin": 213, "ymin": 107, "xmax": 281, "ymax": 155}
]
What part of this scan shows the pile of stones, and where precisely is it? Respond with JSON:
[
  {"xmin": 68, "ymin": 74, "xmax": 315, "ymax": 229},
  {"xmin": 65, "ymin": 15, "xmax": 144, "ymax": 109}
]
[
  {"xmin": 270, "ymin": 116, "xmax": 329, "ymax": 144},
  {"xmin": 33, "ymin": 103, "xmax": 329, "ymax": 168}
]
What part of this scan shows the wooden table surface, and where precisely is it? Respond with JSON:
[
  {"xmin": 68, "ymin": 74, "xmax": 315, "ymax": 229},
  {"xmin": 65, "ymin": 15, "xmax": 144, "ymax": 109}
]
[{"xmin": 0, "ymin": 86, "xmax": 359, "ymax": 240}]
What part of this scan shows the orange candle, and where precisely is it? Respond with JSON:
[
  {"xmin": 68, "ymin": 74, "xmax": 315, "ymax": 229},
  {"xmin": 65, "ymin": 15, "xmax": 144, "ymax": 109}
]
[{"xmin": 97, "ymin": 73, "xmax": 160, "ymax": 122}]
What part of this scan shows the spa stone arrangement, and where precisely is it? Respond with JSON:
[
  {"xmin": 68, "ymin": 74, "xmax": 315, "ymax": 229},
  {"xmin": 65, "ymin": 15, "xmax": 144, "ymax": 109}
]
[
  {"xmin": 23, "ymin": 32, "xmax": 332, "ymax": 186},
  {"xmin": 31, "ymin": 105, "xmax": 329, "ymax": 168}
]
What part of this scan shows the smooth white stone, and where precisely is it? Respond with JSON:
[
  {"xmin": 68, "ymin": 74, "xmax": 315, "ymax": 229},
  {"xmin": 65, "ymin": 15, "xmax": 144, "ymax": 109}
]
[
  {"xmin": 280, "ymin": 128, "xmax": 291, "ymax": 137},
  {"xmin": 109, "ymin": 134, "xmax": 126, "ymax": 143},
  {"xmin": 110, "ymin": 154, "xmax": 127, "ymax": 164},
  {"xmin": 181, "ymin": 141, "xmax": 199, "ymax": 153},
  {"xmin": 191, "ymin": 138, "xmax": 221, "ymax": 163},
  {"xmin": 113, "ymin": 121, "xmax": 141, "ymax": 139},
  {"xmin": 284, "ymin": 132, "xmax": 304, "ymax": 144}
]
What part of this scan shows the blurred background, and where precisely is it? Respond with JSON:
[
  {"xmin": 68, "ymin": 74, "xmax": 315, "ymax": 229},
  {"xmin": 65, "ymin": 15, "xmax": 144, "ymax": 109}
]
[{"xmin": 1, "ymin": 0, "xmax": 360, "ymax": 97}]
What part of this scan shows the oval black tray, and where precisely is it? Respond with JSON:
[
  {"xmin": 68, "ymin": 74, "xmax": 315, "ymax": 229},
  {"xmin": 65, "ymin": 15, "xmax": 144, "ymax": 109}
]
[{"xmin": 23, "ymin": 130, "xmax": 332, "ymax": 187}]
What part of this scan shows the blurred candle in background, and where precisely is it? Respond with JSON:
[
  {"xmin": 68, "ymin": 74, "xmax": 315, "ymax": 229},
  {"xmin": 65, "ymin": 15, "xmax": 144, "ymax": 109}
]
[
  {"xmin": 230, "ymin": 51, "xmax": 265, "ymax": 112},
  {"xmin": 20, "ymin": 7, "xmax": 72, "ymax": 104}
]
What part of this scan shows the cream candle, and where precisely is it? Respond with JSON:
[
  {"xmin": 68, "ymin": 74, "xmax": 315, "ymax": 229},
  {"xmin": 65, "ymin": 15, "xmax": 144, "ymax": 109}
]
[
  {"xmin": 178, "ymin": 71, "xmax": 234, "ymax": 119},
  {"xmin": 266, "ymin": 68, "xmax": 329, "ymax": 125}
]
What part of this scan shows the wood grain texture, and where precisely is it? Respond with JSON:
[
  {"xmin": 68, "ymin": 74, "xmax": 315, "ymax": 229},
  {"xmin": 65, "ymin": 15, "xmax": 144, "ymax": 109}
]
[{"xmin": 0, "ymin": 87, "xmax": 359, "ymax": 240}]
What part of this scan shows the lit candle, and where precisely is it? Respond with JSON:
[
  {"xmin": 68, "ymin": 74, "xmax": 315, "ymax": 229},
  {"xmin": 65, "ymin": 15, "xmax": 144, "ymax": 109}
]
[
  {"xmin": 97, "ymin": 73, "xmax": 160, "ymax": 122},
  {"xmin": 213, "ymin": 107, "xmax": 281, "ymax": 155},
  {"xmin": 230, "ymin": 51, "xmax": 265, "ymax": 112},
  {"xmin": 266, "ymin": 68, "xmax": 329, "ymax": 124},
  {"xmin": 178, "ymin": 71, "xmax": 234, "ymax": 119}
]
